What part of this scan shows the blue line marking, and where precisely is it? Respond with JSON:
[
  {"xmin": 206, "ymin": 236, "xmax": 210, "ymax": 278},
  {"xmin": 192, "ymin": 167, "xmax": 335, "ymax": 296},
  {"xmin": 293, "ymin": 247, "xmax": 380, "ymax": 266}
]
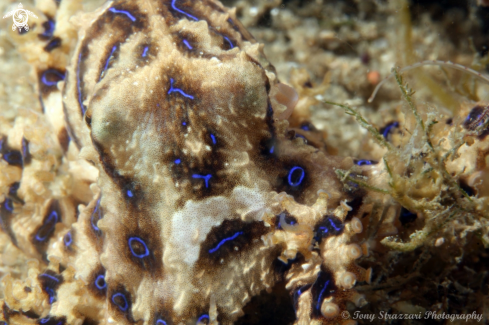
[
  {"xmin": 183, "ymin": 39, "xmax": 193, "ymax": 50},
  {"xmin": 40, "ymin": 20, "xmax": 55, "ymax": 39},
  {"xmin": 197, "ymin": 314, "xmax": 209, "ymax": 324},
  {"xmin": 171, "ymin": 0, "xmax": 198, "ymax": 21},
  {"xmin": 63, "ymin": 231, "xmax": 72, "ymax": 246},
  {"xmin": 223, "ymin": 36, "xmax": 234, "ymax": 49},
  {"xmin": 3, "ymin": 199, "xmax": 13, "ymax": 212},
  {"xmin": 76, "ymin": 53, "xmax": 85, "ymax": 115},
  {"xmin": 382, "ymin": 121, "xmax": 399, "ymax": 139},
  {"xmin": 46, "ymin": 287, "xmax": 55, "ymax": 304},
  {"xmin": 316, "ymin": 280, "xmax": 330, "ymax": 310},
  {"xmin": 41, "ymin": 69, "xmax": 65, "ymax": 86},
  {"xmin": 40, "ymin": 273, "xmax": 60, "ymax": 283},
  {"xmin": 270, "ymin": 146, "xmax": 274, "ymax": 154},
  {"xmin": 174, "ymin": 159, "xmax": 181, "ymax": 164},
  {"xmin": 356, "ymin": 159, "xmax": 373, "ymax": 166},
  {"xmin": 128, "ymin": 237, "xmax": 150, "ymax": 258},
  {"xmin": 35, "ymin": 211, "xmax": 58, "ymax": 241},
  {"xmin": 328, "ymin": 219, "xmax": 342, "ymax": 233},
  {"xmin": 91, "ymin": 199, "xmax": 101, "ymax": 232},
  {"xmin": 209, "ymin": 231, "xmax": 243, "ymax": 254},
  {"xmin": 210, "ymin": 134, "xmax": 216, "ymax": 145},
  {"xmin": 109, "ymin": 7, "xmax": 136, "ymax": 22},
  {"xmin": 142, "ymin": 46, "xmax": 149, "ymax": 57},
  {"xmin": 156, "ymin": 320, "xmax": 168, "ymax": 325},
  {"xmin": 95, "ymin": 274, "xmax": 107, "ymax": 290},
  {"xmin": 182, "ymin": 121, "xmax": 187, "ymax": 126},
  {"xmin": 168, "ymin": 78, "xmax": 194, "ymax": 99},
  {"xmin": 287, "ymin": 166, "xmax": 305, "ymax": 187},
  {"xmin": 100, "ymin": 45, "xmax": 117, "ymax": 81},
  {"xmin": 192, "ymin": 174, "xmax": 212, "ymax": 188},
  {"xmin": 126, "ymin": 190, "xmax": 134, "ymax": 198},
  {"xmin": 112, "ymin": 292, "xmax": 129, "ymax": 311}
]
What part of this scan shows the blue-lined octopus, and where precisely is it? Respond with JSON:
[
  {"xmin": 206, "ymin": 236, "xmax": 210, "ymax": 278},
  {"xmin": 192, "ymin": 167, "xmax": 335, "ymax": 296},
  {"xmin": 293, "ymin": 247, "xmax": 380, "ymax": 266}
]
[{"xmin": 0, "ymin": 0, "xmax": 396, "ymax": 324}]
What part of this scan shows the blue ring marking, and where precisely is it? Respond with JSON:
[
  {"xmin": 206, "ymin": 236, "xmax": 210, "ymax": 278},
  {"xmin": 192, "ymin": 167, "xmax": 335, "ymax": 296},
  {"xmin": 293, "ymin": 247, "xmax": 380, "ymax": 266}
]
[
  {"xmin": 464, "ymin": 108, "xmax": 484, "ymax": 125},
  {"xmin": 108, "ymin": 7, "xmax": 136, "ymax": 22},
  {"xmin": 3, "ymin": 198, "xmax": 13, "ymax": 212},
  {"xmin": 197, "ymin": 314, "xmax": 209, "ymax": 324},
  {"xmin": 382, "ymin": 121, "xmax": 399, "ymax": 139},
  {"xmin": 208, "ymin": 231, "xmax": 243, "ymax": 254},
  {"xmin": 40, "ymin": 19, "xmax": 55, "ymax": 39},
  {"xmin": 223, "ymin": 36, "xmax": 234, "ymax": 49},
  {"xmin": 192, "ymin": 174, "xmax": 212, "ymax": 188},
  {"xmin": 95, "ymin": 274, "xmax": 107, "ymax": 290},
  {"xmin": 76, "ymin": 52, "xmax": 85, "ymax": 115},
  {"xmin": 35, "ymin": 211, "xmax": 58, "ymax": 242},
  {"xmin": 3, "ymin": 150, "xmax": 23, "ymax": 166},
  {"xmin": 126, "ymin": 190, "xmax": 134, "ymax": 198},
  {"xmin": 45, "ymin": 38, "xmax": 61, "ymax": 52},
  {"xmin": 287, "ymin": 166, "xmax": 305, "ymax": 187},
  {"xmin": 142, "ymin": 46, "xmax": 149, "ymax": 57},
  {"xmin": 168, "ymin": 78, "xmax": 194, "ymax": 99},
  {"xmin": 210, "ymin": 134, "xmax": 216, "ymax": 145},
  {"xmin": 356, "ymin": 159, "xmax": 373, "ymax": 166},
  {"xmin": 316, "ymin": 280, "xmax": 330, "ymax": 311},
  {"xmin": 63, "ymin": 231, "xmax": 72, "ymax": 247},
  {"xmin": 128, "ymin": 237, "xmax": 150, "ymax": 258},
  {"xmin": 183, "ymin": 39, "xmax": 193, "ymax": 50},
  {"xmin": 99, "ymin": 45, "xmax": 117, "ymax": 81},
  {"xmin": 90, "ymin": 199, "xmax": 102, "ymax": 232},
  {"xmin": 40, "ymin": 317, "xmax": 50, "ymax": 323},
  {"xmin": 174, "ymin": 159, "xmax": 181, "ymax": 164},
  {"xmin": 111, "ymin": 292, "xmax": 129, "ymax": 312},
  {"xmin": 41, "ymin": 69, "xmax": 65, "ymax": 86},
  {"xmin": 156, "ymin": 320, "xmax": 168, "ymax": 325},
  {"xmin": 171, "ymin": 0, "xmax": 198, "ymax": 21}
]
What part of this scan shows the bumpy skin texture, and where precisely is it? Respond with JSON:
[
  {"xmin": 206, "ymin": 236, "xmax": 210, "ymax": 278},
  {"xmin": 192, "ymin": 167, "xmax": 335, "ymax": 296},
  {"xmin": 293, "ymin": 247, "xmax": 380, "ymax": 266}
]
[{"xmin": 0, "ymin": 0, "xmax": 372, "ymax": 324}]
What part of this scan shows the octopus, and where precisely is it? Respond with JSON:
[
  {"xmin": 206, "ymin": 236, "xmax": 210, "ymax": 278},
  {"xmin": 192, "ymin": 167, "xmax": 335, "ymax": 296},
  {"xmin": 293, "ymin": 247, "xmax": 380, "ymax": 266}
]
[{"xmin": 1, "ymin": 0, "xmax": 489, "ymax": 324}]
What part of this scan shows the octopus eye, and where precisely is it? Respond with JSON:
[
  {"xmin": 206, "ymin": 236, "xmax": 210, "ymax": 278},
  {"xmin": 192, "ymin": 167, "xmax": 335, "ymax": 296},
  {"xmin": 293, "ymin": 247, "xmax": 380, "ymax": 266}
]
[{"xmin": 128, "ymin": 236, "xmax": 150, "ymax": 258}]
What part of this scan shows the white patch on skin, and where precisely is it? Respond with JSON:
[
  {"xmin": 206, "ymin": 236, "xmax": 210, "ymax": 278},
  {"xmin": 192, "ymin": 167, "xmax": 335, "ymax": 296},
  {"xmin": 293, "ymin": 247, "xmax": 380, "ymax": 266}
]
[{"xmin": 169, "ymin": 186, "xmax": 267, "ymax": 266}]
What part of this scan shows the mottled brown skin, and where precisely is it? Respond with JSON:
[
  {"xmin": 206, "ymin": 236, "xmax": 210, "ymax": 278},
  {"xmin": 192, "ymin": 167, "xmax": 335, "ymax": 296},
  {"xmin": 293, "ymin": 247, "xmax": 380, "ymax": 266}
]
[{"xmin": 0, "ymin": 1, "xmax": 374, "ymax": 324}]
